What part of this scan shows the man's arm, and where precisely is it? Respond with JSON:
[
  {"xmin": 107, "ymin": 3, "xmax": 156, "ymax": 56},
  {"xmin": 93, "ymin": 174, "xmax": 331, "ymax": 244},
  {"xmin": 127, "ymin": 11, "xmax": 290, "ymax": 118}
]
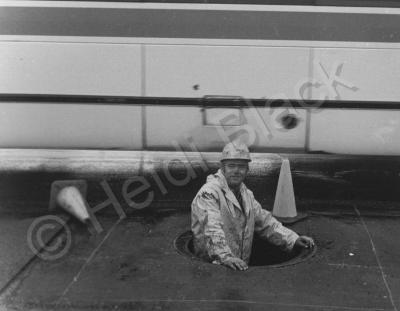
[
  {"xmin": 252, "ymin": 194, "xmax": 299, "ymax": 251},
  {"xmin": 192, "ymin": 188, "xmax": 248, "ymax": 270}
]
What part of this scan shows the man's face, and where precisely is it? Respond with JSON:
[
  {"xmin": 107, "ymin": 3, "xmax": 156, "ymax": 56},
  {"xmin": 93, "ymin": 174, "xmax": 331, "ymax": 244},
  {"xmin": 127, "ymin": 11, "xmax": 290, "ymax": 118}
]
[{"xmin": 221, "ymin": 160, "xmax": 249, "ymax": 189}]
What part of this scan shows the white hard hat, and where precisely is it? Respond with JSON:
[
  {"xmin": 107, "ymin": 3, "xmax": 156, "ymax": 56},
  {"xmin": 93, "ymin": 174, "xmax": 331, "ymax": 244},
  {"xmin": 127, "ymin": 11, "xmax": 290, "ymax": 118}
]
[{"xmin": 221, "ymin": 142, "xmax": 251, "ymax": 162}]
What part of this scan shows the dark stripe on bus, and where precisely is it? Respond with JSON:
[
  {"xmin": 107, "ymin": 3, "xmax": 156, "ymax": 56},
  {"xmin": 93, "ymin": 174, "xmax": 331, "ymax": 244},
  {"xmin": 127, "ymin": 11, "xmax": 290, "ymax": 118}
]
[
  {"xmin": 26, "ymin": 0, "xmax": 400, "ymax": 8},
  {"xmin": 1, "ymin": 94, "xmax": 400, "ymax": 110},
  {"xmin": 1, "ymin": 7, "xmax": 400, "ymax": 42}
]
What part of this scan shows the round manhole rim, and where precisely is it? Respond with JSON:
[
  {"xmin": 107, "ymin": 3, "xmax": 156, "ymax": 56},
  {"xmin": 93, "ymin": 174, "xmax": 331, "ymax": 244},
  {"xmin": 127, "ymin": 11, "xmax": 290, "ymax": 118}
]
[{"xmin": 174, "ymin": 230, "xmax": 317, "ymax": 268}]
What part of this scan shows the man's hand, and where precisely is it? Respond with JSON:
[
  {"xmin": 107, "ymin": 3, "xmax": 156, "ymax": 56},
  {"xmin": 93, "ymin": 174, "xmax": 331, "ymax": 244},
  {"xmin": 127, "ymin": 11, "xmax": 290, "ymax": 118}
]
[
  {"xmin": 222, "ymin": 257, "xmax": 248, "ymax": 271},
  {"xmin": 294, "ymin": 236, "xmax": 315, "ymax": 249}
]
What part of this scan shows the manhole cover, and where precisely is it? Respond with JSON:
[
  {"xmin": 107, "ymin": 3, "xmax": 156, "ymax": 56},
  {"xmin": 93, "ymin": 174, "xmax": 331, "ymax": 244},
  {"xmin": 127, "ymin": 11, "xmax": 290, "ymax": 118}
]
[{"xmin": 174, "ymin": 231, "xmax": 316, "ymax": 268}]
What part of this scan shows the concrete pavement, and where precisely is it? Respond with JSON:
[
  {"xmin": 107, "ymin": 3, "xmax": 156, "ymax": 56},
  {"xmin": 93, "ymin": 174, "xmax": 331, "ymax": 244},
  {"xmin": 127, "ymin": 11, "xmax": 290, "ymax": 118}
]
[{"xmin": 2, "ymin": 207, "xmax": 399, "ymax": 311}]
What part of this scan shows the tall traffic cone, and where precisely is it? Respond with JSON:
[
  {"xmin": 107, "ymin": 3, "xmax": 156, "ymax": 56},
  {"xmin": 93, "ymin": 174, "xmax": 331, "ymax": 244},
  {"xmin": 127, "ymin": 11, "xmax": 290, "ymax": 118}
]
[
  {"xmin": 49, "ymin": 180, "xmax": 90, "ymax": 224},
  {"xmin": 272, "ymin": 158, "xmax": 307, "ymax": 224}
]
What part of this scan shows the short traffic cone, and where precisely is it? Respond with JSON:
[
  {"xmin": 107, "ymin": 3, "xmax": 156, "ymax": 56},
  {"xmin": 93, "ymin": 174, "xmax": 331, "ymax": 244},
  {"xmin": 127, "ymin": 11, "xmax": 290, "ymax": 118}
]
[
  {"xmin": 49, "ymin": 180, "xmax": 90, "ymax": 223},
  {"xmin": 56, "ymin": 186, "xmax": 90, "ymax": 224},
  {"xmin": 272, "ymin": 158, "xmax": 307, "ymax": 224}
]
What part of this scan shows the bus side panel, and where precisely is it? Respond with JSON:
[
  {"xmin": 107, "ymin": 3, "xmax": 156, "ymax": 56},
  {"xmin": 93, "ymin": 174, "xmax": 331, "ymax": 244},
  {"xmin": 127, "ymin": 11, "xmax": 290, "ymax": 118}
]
[
  {"xmin": 309, "ymin": 48, "xmax": 400, "ymax": 155},
  {"xmin": 0, "ymin": 103, "xmax": 143, "ymax": 149},
  {"xmin": 0, "ymin": 42, "xmax": 142, "ymax": 96},
  {"xmin": 146, "ymin": 105, "xmax": 306, "ymax": 151},
  {"xmin": 145, "ymin": 45, "xmax": 310, "ymax": 99},
  {"xmin": 310, "ymin": 48, "xmax": 400, "ymax": 102},
  {"xmin": 309, "ymin": 109, "xmax": 400, "ymax": 155}
]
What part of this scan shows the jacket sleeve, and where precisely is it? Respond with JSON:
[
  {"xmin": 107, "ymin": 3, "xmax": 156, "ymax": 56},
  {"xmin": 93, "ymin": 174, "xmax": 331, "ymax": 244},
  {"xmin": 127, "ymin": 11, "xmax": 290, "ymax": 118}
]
[
  {"xmin": 251, "ymin": 193, "xmax": 299, "ymax": 251},
  {"xmin": 192, "ymin": 187, "xmax": 235, "ymax": 264}
]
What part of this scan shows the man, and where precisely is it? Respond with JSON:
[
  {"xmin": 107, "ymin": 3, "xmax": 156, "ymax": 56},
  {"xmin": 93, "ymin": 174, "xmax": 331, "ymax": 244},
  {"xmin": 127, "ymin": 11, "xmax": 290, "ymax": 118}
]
[{"xmin": 191, "ymin": 142, "xmax": 314, "ymax": 271}]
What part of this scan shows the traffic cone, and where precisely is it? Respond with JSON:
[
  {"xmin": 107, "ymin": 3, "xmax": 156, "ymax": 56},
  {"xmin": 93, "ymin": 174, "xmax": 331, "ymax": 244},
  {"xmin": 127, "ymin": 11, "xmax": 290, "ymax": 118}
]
[
  {"xmin": 49, "ymin": 180, "xmax": 90, "ymax": 224},
  {"xmin": 272, "ymin": 158, "xmax": 307, "ymax": 224},
  {"xmin": 56, "ymin": 186, "xmax": 90, "ymax": 223}
]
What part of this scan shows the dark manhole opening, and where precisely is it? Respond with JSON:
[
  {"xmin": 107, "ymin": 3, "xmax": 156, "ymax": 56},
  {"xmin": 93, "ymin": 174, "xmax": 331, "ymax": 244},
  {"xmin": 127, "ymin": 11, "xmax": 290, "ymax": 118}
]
[{"xmin": 174, "ymin": 231, "xmax": 316, "ymax": 268}]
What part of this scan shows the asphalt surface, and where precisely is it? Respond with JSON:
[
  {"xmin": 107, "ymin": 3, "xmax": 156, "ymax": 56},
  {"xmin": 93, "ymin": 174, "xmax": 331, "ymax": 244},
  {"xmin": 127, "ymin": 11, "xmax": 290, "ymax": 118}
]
[{"xmin": 0, "ymin": 150, "xmax": 400, "ymax": 311}]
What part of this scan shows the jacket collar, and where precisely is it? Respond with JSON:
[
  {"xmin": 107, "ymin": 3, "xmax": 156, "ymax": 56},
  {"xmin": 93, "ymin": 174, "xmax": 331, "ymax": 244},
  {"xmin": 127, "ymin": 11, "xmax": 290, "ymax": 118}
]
[{"xmin": 215, "ymin": 169, "xmax": 249, "ymax": 216}]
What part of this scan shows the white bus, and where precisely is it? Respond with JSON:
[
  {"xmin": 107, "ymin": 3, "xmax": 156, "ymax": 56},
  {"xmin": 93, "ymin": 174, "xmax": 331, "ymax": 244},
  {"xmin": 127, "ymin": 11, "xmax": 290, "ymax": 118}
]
[{"xmin": 1, "ymin": 0, "xmax": 400, "ymax": 155}]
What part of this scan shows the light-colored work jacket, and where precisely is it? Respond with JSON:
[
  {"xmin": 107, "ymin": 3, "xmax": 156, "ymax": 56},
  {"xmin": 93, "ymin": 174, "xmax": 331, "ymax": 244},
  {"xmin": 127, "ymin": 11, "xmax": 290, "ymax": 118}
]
[{"xmin": 191, "ymin": 169, "xmax": 299, "ymax": 264}]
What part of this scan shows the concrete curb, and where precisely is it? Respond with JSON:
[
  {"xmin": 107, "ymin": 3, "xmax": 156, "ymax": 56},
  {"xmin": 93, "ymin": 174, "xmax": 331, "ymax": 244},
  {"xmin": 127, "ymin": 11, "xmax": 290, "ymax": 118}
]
[{"xmin": 0, "ymin": 149, "xmax": 400, "ymax": 212}]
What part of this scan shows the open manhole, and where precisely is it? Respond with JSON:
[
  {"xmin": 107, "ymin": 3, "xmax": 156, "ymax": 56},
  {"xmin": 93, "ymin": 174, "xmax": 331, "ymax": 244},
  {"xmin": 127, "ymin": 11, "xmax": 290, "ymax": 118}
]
[{"xmin": 174, "ymin": 231, "xmax": 316, "ymax": 268}]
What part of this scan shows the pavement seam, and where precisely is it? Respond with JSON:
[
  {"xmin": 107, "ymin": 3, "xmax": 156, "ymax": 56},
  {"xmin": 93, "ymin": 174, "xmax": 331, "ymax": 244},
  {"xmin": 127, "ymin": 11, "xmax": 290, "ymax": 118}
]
[
  {"xmin": 56, "ymin": 218, "xmax": 123, "ymax": 305},
  {"xmin": 67, "ymin": 298, "xmax": 386, "ymax": 311},
  {"xmin": 0, "ymin": 214, "xmax": 72, "ymax": 299},
  {"xmin": 326, "ymin": 263, "xmax": 380, "ymax": 269},
  {"xmin": 354, "ymin": 206, "xmax": 398, "ymax": 311}
]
